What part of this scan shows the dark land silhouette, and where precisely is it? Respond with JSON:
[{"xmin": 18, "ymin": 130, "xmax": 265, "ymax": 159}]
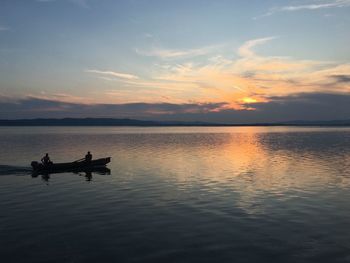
[{"xmin": 0, "ymin": 118, "xmax": 350, "ymax": 126}]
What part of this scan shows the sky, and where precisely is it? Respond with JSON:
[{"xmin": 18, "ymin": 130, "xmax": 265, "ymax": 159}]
[{"xmin": 0, "ymin": 0, "xmax": 349, "ymax": 122}]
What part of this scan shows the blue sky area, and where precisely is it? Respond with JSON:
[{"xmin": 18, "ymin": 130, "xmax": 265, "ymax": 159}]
[{"xmin": 0, "ymin": 0, "xmax": 349, "ymax": 122}]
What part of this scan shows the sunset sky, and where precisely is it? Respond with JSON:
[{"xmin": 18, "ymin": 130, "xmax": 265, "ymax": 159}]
[{"xmin": 1, "ymin": 0, "xmax": 350, "ymax": 122}]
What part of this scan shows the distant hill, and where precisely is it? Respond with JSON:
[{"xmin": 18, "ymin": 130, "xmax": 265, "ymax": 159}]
[
  {"xmin": 0, "ymin": 118, "xmax": 221, "ymax": 126},
  {"xmin": 0, "ymin": 118, "xmax": 349, "ymax": 126},
  {"xmin": 280, "ymin": 120, "xmax": 350, "ymax": 126}
]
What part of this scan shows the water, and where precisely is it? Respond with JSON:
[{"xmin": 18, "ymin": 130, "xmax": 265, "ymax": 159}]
[{"xmin": 0, "ymin": 126, "xmax": 349, "ymax": 263}]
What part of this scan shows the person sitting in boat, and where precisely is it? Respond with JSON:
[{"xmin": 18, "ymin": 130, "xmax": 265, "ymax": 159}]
[
  {"xmin": 41, "ymin": 153, "xmax": 52, "ymax": 166},
  {"xmin": 85, "ymin": 151, "xmax": 92, "ymax": 163}
]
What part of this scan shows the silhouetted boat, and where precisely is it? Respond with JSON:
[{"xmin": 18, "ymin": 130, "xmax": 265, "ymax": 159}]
[{"xmin": 31, "ymin": 157, "xmax": 111, "ymax": 174}]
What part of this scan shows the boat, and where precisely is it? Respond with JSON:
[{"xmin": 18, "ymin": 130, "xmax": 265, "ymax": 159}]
[{"xmin": 31, "ymin": 157, "xmax": 111, "ymax": 174}]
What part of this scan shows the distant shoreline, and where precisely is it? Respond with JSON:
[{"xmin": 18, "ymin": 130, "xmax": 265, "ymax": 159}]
[{"xmin": 1, "ymin": 118, "xmax": 350, "ymax": 127}]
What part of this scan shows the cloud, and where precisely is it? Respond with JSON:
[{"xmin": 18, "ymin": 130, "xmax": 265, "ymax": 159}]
[
  {"xmin": 36, "ymin": 0, "xmax": 89, "ymax": 8},
  {"xmin": 4, "ymin": 37, "xmax": 349, "ymax": 120},
  {"xmin": 256, "ymin": 0, "xmax": 350, "ymax": 18},
  {"xmin": 88, "ymin": 37, "xmax": 350, "ymax": 112},
  {"xmin": 70, "ymin": 0, "xmax": 89, "ymax": 8},
  {"xmin": 86, "ymin": 69, "xmax": 139, "ymax": 80},
  {"xmin": 0, "ymin": 96, "xmax": 227, "ymax": 119},
  {"xmin": 29, "ymin": 92, "xmax": 94, "ymax": 104},
  {"xmin": 156, "ymin": 92, "xmax": 350, "ymax": 123},
  {"xmin": 144, "ymin": 33, "xmax": 153, "ymax": 38},
  {"xmin": 146, "ymin": 37, "xmax": 350, "ymax": 110},
  {"xmin": 279, "ymin": 0, "xmax": 350, "ymax": 11},
  {"xmin": 0, "ymin": 26, "xmax": 10, "ymax": 31},
  {"xmin": 135, "ymin": 45, "xmax": 220, "ymax": 59},
  {"xmin": 238, "ymin": 37, "xmax": 276, "ymax": 57},
  {"xmin": 331, "ymin": 74, "xmax": 350, "ymax": 83},
  {"xmin": 248, "ymin": 92, "xmax": 350, "ymax": 122},
  {"xmin": 1, "ymin": 93, "xmax": 349, "ymax": 123}
]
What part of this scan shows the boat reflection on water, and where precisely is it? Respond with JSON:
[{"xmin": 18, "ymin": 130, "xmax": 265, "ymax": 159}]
[
  {"xmin": 32, "ymin": 167, "xmax": 111, "ymax": 182},
  {"xmin": 79, "ymin": 168, "xmax": 111, "ymax": 182}
]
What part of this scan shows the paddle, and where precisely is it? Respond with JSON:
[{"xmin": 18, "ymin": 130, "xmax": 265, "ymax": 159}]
[{"xmin": 73, "ymin": 157, "xmax": 86, "ymax": 163}]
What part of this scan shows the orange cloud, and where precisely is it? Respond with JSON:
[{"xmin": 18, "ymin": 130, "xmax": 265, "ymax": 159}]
[{"xmin": 82, "ymin": 38, "xmax": 350, "ymax": 108}]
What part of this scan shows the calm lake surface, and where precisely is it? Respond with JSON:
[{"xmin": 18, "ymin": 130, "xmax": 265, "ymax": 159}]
[{"xmin": 0, "ymin": 126, "xmax": 350, "ymax": 263}]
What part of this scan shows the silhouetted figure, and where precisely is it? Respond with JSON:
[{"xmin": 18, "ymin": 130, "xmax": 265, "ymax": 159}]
[
  {"xmin": 85, "ymin": 151, "xmax": 92, "ymax": 163},
  {"xmin": 41, "ymin": 153, "xmax": 51, "ymax": 166}
]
